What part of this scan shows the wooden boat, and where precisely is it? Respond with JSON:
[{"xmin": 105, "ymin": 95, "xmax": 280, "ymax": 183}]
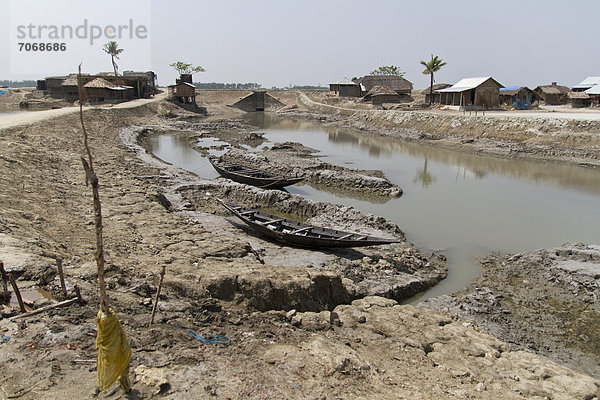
[
  {"xmin": 219, "ymin": 200, "xmax": 400, "ymax": 248},
  {"xmin": 208, "ymin": 156, "xmax": 304, "ymax": 189}
]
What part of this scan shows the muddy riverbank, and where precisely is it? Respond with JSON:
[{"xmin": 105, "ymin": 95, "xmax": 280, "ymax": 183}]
[
  {"xmin": 293, "ymin": 92, "xmax": 600, "ymax": 168},
  {"xmin": 0, "ymin": 96, "xmax": 599, "ymax": 398},
  {"xmin": 421, "ymin": 243, "xmax": 600, "ymax": 380}
]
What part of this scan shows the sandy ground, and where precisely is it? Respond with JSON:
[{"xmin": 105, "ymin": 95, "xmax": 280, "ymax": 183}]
[{"xmin": 0, "ymin": 92, "xmax": 599, "ymax": 399}]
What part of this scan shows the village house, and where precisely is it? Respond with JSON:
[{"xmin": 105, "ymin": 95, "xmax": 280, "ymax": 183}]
[
  {"xmin": 533, "ymin": 83, "xmax": 571, "ymax": 105},
  {"xmin": 38, "ymin": 71, "xmax": 156, "ymax": 102},
  {"xmin": 328, "ymin": 77, "xmax": 361, "ymax": 97},
  {"xmin": 567, "ymin": 91, "xmax": 591, "ymax": 108},
  {"xmin": 355, "ymin": 75, "xmax": 413, "ymax": 97},
  {"xmin": 364, "ymin": 85, "xmax": 401, "ymax": 105},
  {"xmin": 585, "ymin": 85, "xmax": 600, "ymax": 105},
  {"xmin": 499, "ymin": 86, "xmax": 536, "ymax": 110},
  {"xmin": 421, "ymin": 83, "xmax": 451, "ymax": 104},
  {"xmin": 83, "ymin": 77, "xmax": 135, "ymax": 103},
  {"xmin": 572, "ymin": 77, "xmax": 600, "ymax": 92},
  {"xmin": 436, "ymin": 77, "xmax": 503, "ymax": 109}
]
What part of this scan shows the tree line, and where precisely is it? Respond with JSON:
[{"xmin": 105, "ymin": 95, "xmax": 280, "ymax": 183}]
[
  {"xmin": 0, "ymin": 80, "xmax": 37, "ymax": 88},
  {"xmin": 193, "ymin": 82, "xmax": 261, "ymax": 90}
]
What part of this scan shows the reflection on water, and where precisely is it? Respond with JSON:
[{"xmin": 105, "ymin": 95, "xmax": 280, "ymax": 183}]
[{"xmin": 149, "ymin": 112, "xmax": 600, "ymax": 302}]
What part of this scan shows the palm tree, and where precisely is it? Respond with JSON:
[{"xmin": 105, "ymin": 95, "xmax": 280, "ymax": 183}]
[
  {"xmin": 420, "ymin": 54, "xmax": 446, "ymax": 105},
  {"xmin": 102, "ymin": 41, "xmax": 124, "ymax": 76}
]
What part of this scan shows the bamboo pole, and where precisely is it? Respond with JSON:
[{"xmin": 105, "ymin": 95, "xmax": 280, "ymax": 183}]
[
  {"xmin": 8, "ymin": 274, "xmax": 26, "ymax": 313},
  {"xmin": 77, "ymin": 65, "xmax": 109, "ymax": 314},
  {"xmin": 56, "ymin": 258, "xmax": 68, "ymax": 299},
  {"xmin": 0, "ymin": 260, "xmax": 9, "ymax": 301},
  {"xmin": 150, "ymin": 266, "xmax": 166, "ymax": 326}
]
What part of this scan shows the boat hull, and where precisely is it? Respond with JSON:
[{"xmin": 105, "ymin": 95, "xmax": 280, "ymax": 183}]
[
  {"xmin": 209, "ymin": 156, "xmax": 304, "ymax": 189},
  {"xmin": 220, "ymin": 200, "xmax": 400, "ymax": 248}
]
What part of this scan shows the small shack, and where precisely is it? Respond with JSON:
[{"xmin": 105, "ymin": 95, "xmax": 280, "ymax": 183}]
[
  {"xmin": 364, "ymin": 85, "xmax": 401, "ymax": 105},
  {"xmin": 572, "ymin": 77, "xmax": 600, "ymax": 92},
  {"xmin": 84, "ymin": 77, "xmax": 115, "ymax": 102},
  {"xmin": 421, "ymin": 83, "xmax": 451, "ymax": 103},
  {"xmin": 329, "ymin": 77, "xmax": 361, "ymax": 97},
  {"xmin": 499, "ymin": 86, "xmax": 535, "ymax": 110},
  {"xmin": 61, "ymin": 74, "xmax": 94, "ymax": 102},
  {"xmin": 533, "ymin": 83, "xmax": 570, "ymax": 105},
  {"xmin": 45, "ymin": 76, "xmax": 66, "ymax": 98},
  {"xmin": 168, "ymin": 81, "xmax": 196, "ymax": 103},
  {"xmin": 355, "ymin": 75, "xmax": 413, "ymax": 96},
  {"xmin": 567, "ymin": 91, "xmax": 591, "ymax": 108},
  {"xmin": 436, "ymin": 77, "xmax": 503, "ymax": 109}
]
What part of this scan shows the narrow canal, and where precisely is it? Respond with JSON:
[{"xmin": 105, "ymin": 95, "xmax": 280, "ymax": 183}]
[{"xmin": 148, "ymin": 112, "xmax": 600, "ymax": 302}]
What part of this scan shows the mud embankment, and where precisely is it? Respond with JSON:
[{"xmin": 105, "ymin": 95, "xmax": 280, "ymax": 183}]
[
  {"xmin": 298, "ymin": 93, "xmax": 600, "ymax": 168},
  {"xmin": 421, "ymin": 243, "xmax": 600, "ymax": 379},
  {"xmin": 124, "ymin": 124, "xmax": 446, "ymax": 307},
  {"xmin": 1, "ymin": 100, "xmax": 599, "ymax": 398}
]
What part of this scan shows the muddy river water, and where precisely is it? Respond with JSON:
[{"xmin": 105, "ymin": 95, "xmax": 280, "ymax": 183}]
[{"xmin": 149, "ymin": 112, "xmax": 600, "ymax": 302}]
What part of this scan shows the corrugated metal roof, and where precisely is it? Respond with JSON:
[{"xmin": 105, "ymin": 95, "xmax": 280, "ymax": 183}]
[
  {"xmin": 573, "ymin": 76, "xmax": 600, "ymax": 89},
  {"xmin": 585, "ymin": 84, "xmax": 600, "ymax": 95},
  {"xmin": 329, "ymin": 77, "xmax": 356, "ymax": 85},
  {"xmin": 437, "ymin": 77, "xmax": 502, "ymax": 93}
]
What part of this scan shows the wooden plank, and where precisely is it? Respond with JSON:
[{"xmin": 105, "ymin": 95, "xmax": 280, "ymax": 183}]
[
  {"xmin": 239, "ymin": 210, "xmax": 255, "ymax": 216},
  {"xmin": 260, "ymin": 218, "xmax": 284, "ymax": 226},
  {"xmin": 290, "ymin": 226, "xmax": 312, "ymax": 234},
  {"xmin": 337, "ymin": 233, "xmax": 354, "ymax": 240}
]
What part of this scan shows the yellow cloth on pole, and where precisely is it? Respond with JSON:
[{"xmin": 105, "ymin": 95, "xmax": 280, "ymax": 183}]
[{"xmin": 96, "ymin": 308, "xmax": 131, "ymax": 392}]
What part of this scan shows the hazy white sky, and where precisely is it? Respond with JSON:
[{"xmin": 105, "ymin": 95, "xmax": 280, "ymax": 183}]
[{"xmin": 1, "ymin": 0, "xmax": 598, "ymax": 89}]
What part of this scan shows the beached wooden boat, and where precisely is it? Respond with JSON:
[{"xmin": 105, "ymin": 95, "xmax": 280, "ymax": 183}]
[
  {"xmin": 209, "ymin": 156, "xmax": 304, "ymax": 189},
  {"xmin": 219, "ymin": 200, "xmax": 400, "ymax": 248}
]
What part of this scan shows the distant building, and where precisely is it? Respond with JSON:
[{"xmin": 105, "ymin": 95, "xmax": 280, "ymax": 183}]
[
  {"xmin": 533, "ymin": 83, "xmax": 570, "ymax": 105},
  {"xmin": 436, "ymin": 77, "xmax": 503, "ymax": 108},
  {"xmin": 168, "ymin": 81, "xmax": 196, "ymax": 104},
  {"xmin": 585, "ymin": 85, "xmax": 600, "ymax": 105},
  {"xmin": 82, "ymin": 77, "xmax": 135, "ymax": 103},
  {"xmin": 364, "ymin": 85, "xmax": 401, "ymax": 105},
  {"xmin": 355, "ymin": 75, "xmax": 413, "ymax": 96},
  {"xmin": 421, "ymin": 83, "xmax": 451, "ymax": 104},
  {"xmin": 44, "ymin": 76, "xmax": 66, "ymax": 98},
  {"xmin": 39, "ymin": 70, "xmax": 156, "ymax": 102},
  {"xmin": 572, "ymin": 77, "xmax": 600, "ymax": 92},
  {"xmin": 567, "ymin": 91, "xmax": 591, "ymax": 108},
  {"xmin": 499, "ymin": 86, "xmax": 536, "ymax": 110},
  {"xmin": 328, "ymin": 77, "xmax": 361, "ymax": 97}
]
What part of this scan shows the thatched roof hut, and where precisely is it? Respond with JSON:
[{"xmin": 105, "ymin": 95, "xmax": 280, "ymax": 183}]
[
  {"xmin": 84, "ymin": 77, "xmax": 115, "ymax": 88},
  {"xmin": 567, "ymin": 91, "xmax": 591, "ymax": 108},
  {"xmin": 84, "ymin": 77, "xmax": 117, "ymax": 102},
  {"xmin": 364, "ymin": 85, "xmax": 401, "ymax": 105},
  {"xmin": 533, "ymin": 83, "xmax": 570, "ymax": 105},
  {"xmin": 356, "ymin": 75, "xmax": 413, "ymax": 95}
]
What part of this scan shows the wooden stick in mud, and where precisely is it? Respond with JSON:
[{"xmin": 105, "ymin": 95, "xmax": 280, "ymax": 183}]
[
  {"xmin": 77, "ymin": 64, "xmax": 109, "ymax": 314},
  {"xmin": 0, "ymin": 260, "xmax": 9, "ymax": 301},
  {"xmin": 150, "ymin": 265, "xmax": 166, "ymax": 326},
  {"xmin": 56, "ymin": 258, "xmax": 68, "ymax": 299},
  {"xmin": 74, "ymin": 285, "xmax": 84, "ymax": 305},
  {"xmin": 8, "ymin": 274, "xmax": 26, "ymax": 313}
]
